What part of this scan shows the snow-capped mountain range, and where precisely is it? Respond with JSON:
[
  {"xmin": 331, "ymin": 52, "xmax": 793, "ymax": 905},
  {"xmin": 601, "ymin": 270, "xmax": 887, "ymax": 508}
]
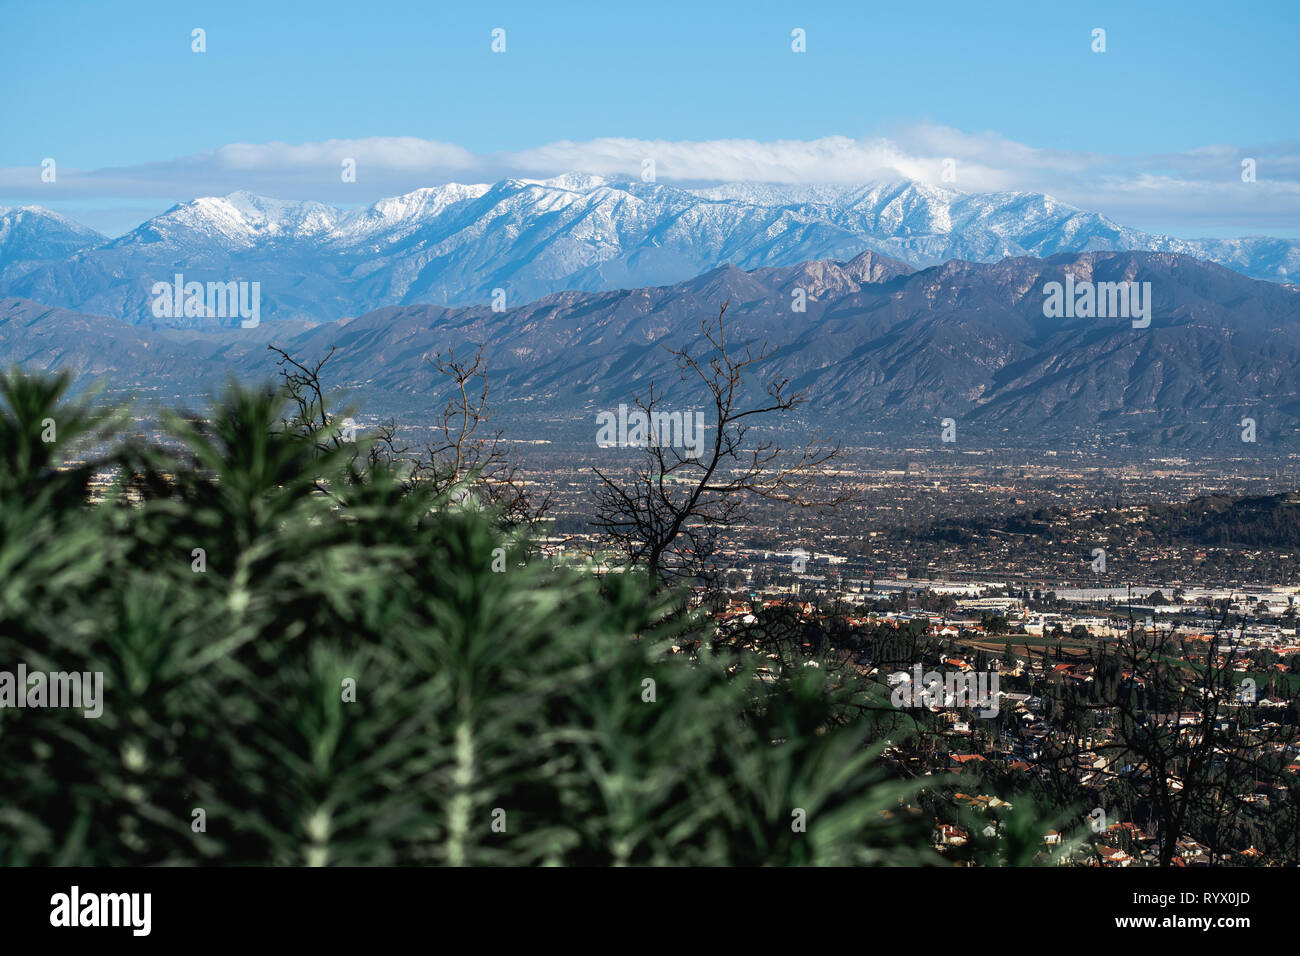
[{"xmin": 3, "ymin": 174, "xmax": 1297, "ymax": 325}]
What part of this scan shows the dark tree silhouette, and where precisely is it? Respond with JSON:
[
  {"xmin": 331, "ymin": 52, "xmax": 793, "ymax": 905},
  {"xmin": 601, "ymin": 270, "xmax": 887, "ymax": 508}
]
[{"xmin": 592, "ymin": 303, "xmax": 853, "ymax": 590}]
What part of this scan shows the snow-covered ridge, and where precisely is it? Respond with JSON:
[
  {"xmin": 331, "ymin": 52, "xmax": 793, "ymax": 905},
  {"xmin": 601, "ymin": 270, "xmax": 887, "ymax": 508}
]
[
  {"xmin": 125, "ymin": 176, "xmax": 1157, "ymax": 264},
  {"xmin": 0, "ymin": 206, "xmax": 106, "ymax": 282},
  {"xmin": 2, "ymin": 174, "xmax": 1297, "ymax": 325},
  {"xmin": 0, "ymin": 204, "xmax": 104, "ymax": 235},
  {"xmin": 98, "ymin": 176, "xmax": 1237, "ymax": 263}
]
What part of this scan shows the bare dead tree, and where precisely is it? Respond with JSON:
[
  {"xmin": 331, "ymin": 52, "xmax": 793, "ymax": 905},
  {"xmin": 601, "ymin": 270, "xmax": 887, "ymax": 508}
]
[
  {"xmin": 267, "ymin": 343, "xmax": 547, "ymax": 528},
  {"xmin": 269, "ymin": 343, "xmax": 406, "ymax": 477},
  {"xmin": 404, "ymin": 347, "xmax": 547, "ymax": 528},
  {"xmin": 592, "ymin": 302, "xmax": 855, "ymax": 592},
  {"xmin": 271, "ymin": 343, "xmax": 340, "ymax": 445},
  {"xmin": 1052, "ymin": 609, "xmax": 1300, "ymax": 867}
]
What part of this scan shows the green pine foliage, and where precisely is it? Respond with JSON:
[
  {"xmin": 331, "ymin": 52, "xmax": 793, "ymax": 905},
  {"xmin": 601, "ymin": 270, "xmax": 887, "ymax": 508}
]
[{"xmin": 0, "ymin": 370, "xmax": 991, "ymax": 865}]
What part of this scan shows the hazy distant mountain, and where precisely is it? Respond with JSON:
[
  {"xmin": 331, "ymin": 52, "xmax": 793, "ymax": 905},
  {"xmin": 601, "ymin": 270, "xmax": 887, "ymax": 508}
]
[
  {"xmin": 5, "ymin": 250, "xmax": 1299, "ymax": 452},
  {"xmin": 0, "ymin": 206, "xmax": 104, "ymax": 283},
  {"xmin": 1, "ymin": 176, "xmax": 1297, "ymax": 325}
]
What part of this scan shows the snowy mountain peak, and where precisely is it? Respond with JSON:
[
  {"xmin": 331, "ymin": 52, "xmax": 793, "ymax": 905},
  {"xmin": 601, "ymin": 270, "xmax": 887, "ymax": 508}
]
[
  {"xmin": 3, "ymin": 173, "xmax": 1296, "ymax": 324},
  {"xmin": 0, "ymin": 204, "xmax": 103, "ymax": 234},
  {"xmin": 147, "ymin": 193, "xmax": 340, "ymax": 247},
  {"xmin": 0, "ymin": 205, "xmax": 105, "ymax": 280},
  {"xmin": 521, "ymin": 172, "xmax": 611, "ymax": 192},
  {"xmin": 335, "ymin": 183, "xmax": 492, "ymax": 242}
]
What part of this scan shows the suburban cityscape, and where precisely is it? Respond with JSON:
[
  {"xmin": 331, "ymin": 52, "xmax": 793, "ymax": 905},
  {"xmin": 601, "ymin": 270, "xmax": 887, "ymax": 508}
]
[{"xmin": 513, "ymin": 444, "xmax": 1300, "ymax": 865}]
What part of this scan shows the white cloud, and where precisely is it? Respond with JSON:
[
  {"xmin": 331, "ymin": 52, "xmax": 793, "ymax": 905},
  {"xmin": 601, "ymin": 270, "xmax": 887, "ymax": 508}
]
[{"xmin": 3, "ymin": 126, "xmax": 1298, "ymax": 236}]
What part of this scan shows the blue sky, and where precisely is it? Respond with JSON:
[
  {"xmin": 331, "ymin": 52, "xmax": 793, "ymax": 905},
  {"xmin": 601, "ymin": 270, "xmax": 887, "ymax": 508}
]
[{"xmin": 2, "ymin": 0, "xmax": 1297, "ymax": 236}]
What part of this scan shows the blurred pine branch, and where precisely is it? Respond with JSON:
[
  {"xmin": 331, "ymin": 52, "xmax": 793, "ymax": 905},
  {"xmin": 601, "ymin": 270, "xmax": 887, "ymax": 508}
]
[{"xmin": 0, "ymin": 370, "xmax": 1031, "ymax": 866}]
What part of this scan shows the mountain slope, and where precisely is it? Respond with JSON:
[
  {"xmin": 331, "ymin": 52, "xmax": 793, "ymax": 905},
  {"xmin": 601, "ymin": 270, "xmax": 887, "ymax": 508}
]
[
  {"xmin": 1, "ymin": 177, "xmax": 1297, "ymax": 326},
  {"xmin": 5, "ymin": 250, "xmax": 1298, "ymax": 452}
]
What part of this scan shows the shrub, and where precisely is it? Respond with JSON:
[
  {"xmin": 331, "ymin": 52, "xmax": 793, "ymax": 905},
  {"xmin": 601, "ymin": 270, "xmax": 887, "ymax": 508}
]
[{"xmin": 0, "ymin": 371, "xmax": 940, "ymax": 865}]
